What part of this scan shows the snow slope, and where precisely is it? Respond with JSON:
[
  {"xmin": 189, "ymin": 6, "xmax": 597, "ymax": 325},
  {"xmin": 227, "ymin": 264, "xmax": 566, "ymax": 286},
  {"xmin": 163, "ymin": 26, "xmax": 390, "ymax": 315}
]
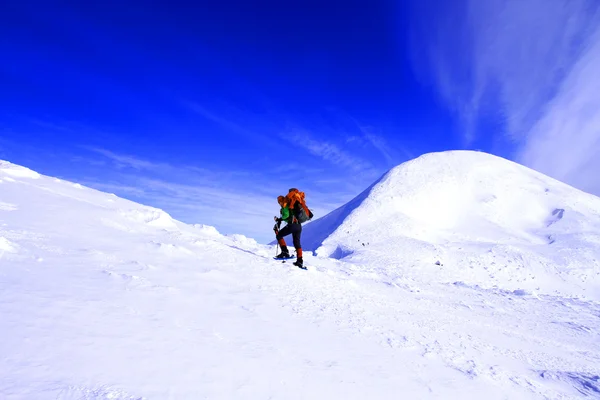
[
  {"xmin": 303, "ymin": 151, "xmax": 600, "ymax": 300},
  {"xmin": 1, "ymin": 159, "xmax": 599, "ymax": 399}
]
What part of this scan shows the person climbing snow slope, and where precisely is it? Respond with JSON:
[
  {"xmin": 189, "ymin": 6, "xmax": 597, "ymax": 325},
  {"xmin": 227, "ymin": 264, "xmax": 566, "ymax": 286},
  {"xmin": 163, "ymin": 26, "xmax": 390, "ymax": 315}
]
[{"xmin": 273, "ymin": 188, "xmax": 313, "ymax": 269}]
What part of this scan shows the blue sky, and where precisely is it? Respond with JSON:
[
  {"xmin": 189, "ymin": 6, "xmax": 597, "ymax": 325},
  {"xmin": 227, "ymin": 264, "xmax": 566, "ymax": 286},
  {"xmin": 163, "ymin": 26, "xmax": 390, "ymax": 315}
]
[{"xmin": 2, "ymin": 0, "xmax": 600, "ymax": 242}]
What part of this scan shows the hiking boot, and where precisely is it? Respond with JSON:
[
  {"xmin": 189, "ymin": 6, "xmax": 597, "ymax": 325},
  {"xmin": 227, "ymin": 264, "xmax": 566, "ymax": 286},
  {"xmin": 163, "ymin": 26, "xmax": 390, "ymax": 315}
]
[
  {"xmin": 293, "ymin": 258, "xmax": 305, "ymax": 268},
  {"xmin": 275, "ymin": 249, "xmax": 290, "ymax": 259}
]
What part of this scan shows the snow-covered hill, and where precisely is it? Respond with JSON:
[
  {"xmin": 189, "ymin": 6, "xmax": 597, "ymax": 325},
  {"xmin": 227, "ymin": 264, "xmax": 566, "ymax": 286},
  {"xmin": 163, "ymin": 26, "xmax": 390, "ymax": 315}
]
[
  {"xmin": 303, "ymin": 151, "xmax": 600, "ymax": 300},
  {"xmin": 1, "ymin": 158, "xmax": 599, "ymax": 399}
]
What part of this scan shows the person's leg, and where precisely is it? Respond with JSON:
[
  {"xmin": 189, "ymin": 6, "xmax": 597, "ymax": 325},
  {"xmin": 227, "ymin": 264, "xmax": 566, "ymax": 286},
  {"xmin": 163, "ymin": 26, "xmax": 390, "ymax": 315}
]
[
  {"xmin": 291, "ymin": 224, "xmax": 302, "ymax": 250},
  {"xmin": 291, "ymin": 224, "xmax": 304, "ymax": 266},
  {"xmin": 275, "ymin": 225, "xmax": 292, "ymax": 258}
]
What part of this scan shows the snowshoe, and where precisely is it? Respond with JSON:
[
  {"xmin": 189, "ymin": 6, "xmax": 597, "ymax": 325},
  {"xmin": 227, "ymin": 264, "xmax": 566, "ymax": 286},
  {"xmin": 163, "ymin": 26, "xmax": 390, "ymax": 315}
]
[
  {"xmin": 274, "ymin": 252, "xmax": 295, "ymax": 261},
  {"xmin": 275, "ymin": 250, "xmax": 291, "ymax": 259},
  {"xmin": 293, "ymin": 259, "xmax": 306, "ymax": 269},
  {"xmin": 274, "ymin": 256, "xmax": 296, "ymax": 261}
]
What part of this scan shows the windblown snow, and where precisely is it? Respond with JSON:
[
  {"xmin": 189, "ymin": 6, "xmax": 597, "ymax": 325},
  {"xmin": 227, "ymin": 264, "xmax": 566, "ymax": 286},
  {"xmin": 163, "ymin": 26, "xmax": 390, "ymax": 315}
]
[{"xmin": 1, "ymin": 154, "xmax": 599, "ymax": 399}]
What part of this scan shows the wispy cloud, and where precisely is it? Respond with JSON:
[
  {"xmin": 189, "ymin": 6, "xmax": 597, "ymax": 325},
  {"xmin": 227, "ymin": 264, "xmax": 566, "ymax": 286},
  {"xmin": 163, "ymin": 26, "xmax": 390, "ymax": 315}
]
[
  {"xmin": 410, "ymin": 0, "xmax": 600, "ymax": 196},
  {"xmin": 182, "ymin": 101, "xmax": 278, "ymax": 148},
  {"xmin": 29, "ymin": 119, "xmax": 75, "ymax": 133},
  {"xmin": 328, "ymin": 110, "xmax": 413, "ymax": 167},
  {"xmin": 286, "ymin": 130, "xmax": 374, "ymax": 173},
  {"xmin": 345, "ymin": 131, "xmax": 400, "ymax": 165},
  {"xmin": 361, "ymin": 131, "xmax": 395, "ymax": 164},
  {"xmin": 354, "ymin": 124, "xmax": 415, "ymax": 165},
  {"xmin": 517, "ymin": 29, "xmax": 600, "ymax": 195},
  {"xmin": 83, "ymin": 147, "xmax": 216, "ymax": 177},
  {"xmin": 85, "ymin": 147, "xmax": 173, "ymax": 171},
  {"xmin": 410, "ymin": 0, "xmax": 600, "ymax": 143}
]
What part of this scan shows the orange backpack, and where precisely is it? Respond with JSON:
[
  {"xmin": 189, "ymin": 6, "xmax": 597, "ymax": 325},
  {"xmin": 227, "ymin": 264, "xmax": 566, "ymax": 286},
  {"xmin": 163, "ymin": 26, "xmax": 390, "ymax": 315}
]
[{"xmin": 285, "ymin": 188, "xmax": 314, "ymax": 223}]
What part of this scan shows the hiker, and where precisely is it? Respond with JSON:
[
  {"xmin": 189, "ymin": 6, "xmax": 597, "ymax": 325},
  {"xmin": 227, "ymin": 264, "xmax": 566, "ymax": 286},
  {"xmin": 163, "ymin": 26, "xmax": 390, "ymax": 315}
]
[{"xmin": 274, "ymin": 188, "xmax": 312, "ymax": 268}]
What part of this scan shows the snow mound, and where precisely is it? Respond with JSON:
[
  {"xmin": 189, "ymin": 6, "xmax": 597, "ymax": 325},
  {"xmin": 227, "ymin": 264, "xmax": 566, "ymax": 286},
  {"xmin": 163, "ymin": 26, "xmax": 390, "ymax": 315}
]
[
  {"xmin": 192, "ymin": 224, "xmax": 221, "ymax": 236},
  {"xmin": 0, "ymin": 160, "xmax": 41, "ymax": 179},
  {"xmin": 228, "ymin": 233, "xmax": 258, "ymax": 247},
  {"xmin": 306, "ymin": 151, "xmax": 600, "ymax": 248},
  {"xmin": 303, "ymin": 151, "xmax": 600, "ymax": 298},
  {"xmin": 119, "ymin": 208, "xmax": 178, "ymax": 230}
]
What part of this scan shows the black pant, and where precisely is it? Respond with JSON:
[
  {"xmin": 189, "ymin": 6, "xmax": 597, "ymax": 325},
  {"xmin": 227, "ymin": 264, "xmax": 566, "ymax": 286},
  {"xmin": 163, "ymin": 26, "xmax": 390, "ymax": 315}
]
[{"xmin": 276, "ymin": 223, "xmax": 302, "ymax": 249}]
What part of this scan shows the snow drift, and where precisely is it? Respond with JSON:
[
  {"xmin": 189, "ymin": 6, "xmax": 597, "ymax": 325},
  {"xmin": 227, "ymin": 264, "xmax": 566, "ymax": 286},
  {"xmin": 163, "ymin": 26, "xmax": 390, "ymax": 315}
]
[{"xmin": 303, "ymin": 151, "xmax": 600, "ymax": 299}]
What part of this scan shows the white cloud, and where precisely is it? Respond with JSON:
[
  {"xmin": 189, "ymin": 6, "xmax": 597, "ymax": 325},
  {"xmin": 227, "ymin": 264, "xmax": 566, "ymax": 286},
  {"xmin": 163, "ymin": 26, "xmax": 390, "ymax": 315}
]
[
  {"xmin": 86, "ymin": 147, "xmax": 173, "ymax": 171},
  {"xmin": 410, "ymin": 0, "xmax": 600, "ymax": 142},
  {"xmin": 287, "ymin": 130, "xmax": 374, "ymax": 173},
  {"xmin": 354, "ymin": 125, "xmax": 414, "ymax": 165},
  {"xmin": 30, "ymin": 119, "xmax": 75, "ymax": 132},
  {"xmin": 517, "ymin": 30, "xmax": 600, "ymax": 195},
  {"xmin": 410, "ymin": 0, "xmax": 600, "ymax": 196},
  {"xmin": 182, "ymin": 101, "xmax": 278, "ymax": 148},
  {"xmin": 329, "ymin": 111, "xmax": 413, "ymax": 167},
  {"xmin": 361, "ymin": 132, "xmax": 395, "ymax": 164}
]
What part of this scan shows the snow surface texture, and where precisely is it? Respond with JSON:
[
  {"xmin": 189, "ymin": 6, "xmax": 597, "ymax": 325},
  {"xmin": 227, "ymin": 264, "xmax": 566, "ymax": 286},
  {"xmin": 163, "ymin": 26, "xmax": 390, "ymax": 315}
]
[
  {"xmin": 303, "ymin": 151, "xmax": 600, "ymax": 301},
  {"xmin": 1, "ymin": 156, "xmax": 599, "ymax": 399}
]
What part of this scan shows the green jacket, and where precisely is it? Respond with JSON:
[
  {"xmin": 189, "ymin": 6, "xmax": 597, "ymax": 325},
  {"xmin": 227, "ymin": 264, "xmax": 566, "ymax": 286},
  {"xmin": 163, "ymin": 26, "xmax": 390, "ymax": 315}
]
[{"xmin": 279, "ymin": 206, "xmax": 291, "ymax": 223}]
